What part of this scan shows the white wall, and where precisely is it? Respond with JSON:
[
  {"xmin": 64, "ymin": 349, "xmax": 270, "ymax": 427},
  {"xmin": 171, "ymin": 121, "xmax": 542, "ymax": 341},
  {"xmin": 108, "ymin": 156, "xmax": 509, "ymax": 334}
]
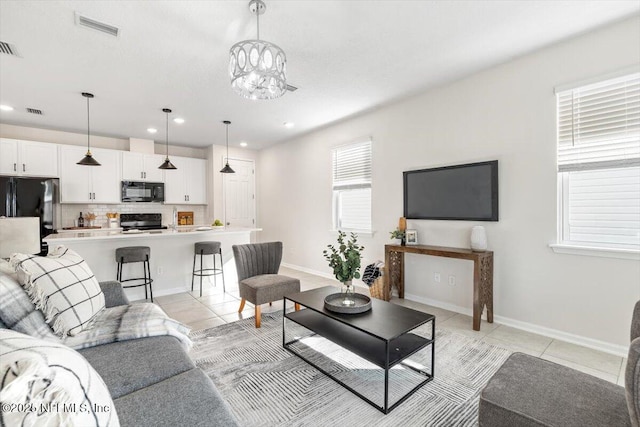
[{"xmin": 257, "ymin": 16, "xmax": 640, "ymax": 352}]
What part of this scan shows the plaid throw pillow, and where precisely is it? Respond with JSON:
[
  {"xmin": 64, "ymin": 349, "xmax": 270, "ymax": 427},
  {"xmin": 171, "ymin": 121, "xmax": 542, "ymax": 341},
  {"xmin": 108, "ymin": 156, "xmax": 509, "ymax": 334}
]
[
  {"xmin": 0, "ymin": 329, "xmax": 119, "ymax": 427},
  {"xmin": 0, "ymin": 271, "xmax": 60, "ymax": 341},
  {"xmin": 11, "ymin": 245, "xmax": 105, "ymax": 336}
]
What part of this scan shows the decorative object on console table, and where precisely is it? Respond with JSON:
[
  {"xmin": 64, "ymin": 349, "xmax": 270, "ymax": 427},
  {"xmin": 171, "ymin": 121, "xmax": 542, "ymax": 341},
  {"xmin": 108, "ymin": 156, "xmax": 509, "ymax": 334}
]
[
  {"xmin": 390, "ymin": 227, "xmax": 406, "ymax": 246},
  {"xmin": 470, "ymin": 225, "xmax": 488, "ymax": 251},
  {"xmin": 322, "ymin": 231, "xmax": 364, "ymax": 308},
  {"xmin": 399, "ymin": 216, "xmax": 406, "ymax": 231},
  {"xmin": 406, "ymin": 229, "xmax": 418, "ymax": 245},
  {"xmin": 384, "ymin": 243, "xmax": 493, "ymax": 331},
  {"xmin": 0, "ymin": 217, "xmax": 40, "ymax": 259}
]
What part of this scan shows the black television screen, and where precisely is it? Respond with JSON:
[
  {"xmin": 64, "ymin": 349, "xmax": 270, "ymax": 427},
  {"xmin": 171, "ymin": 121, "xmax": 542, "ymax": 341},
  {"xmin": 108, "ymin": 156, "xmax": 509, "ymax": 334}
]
[{"xmin": 403, "ymin": 160, "xmax": 499, "ymax": 221}]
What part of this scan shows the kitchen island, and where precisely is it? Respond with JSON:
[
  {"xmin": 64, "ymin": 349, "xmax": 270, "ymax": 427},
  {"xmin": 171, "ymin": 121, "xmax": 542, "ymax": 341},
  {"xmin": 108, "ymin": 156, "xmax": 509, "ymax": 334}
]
[{"xmin": 44, "ymin": 227, "xmax": 260, "ymax": 300}]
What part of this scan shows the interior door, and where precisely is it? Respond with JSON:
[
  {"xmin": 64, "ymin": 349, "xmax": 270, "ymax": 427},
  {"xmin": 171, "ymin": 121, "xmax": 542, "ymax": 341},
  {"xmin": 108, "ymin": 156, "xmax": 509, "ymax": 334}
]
[{"xmin": 223, "ymin": 158, "xmax": 255, "ymax": 227}]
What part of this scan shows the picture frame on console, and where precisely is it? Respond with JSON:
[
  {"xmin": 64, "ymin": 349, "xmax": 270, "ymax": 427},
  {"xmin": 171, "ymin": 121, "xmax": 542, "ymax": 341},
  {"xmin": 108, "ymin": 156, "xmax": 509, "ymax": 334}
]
[{"xmin": 406, "ymin": 229, "xmax": 418, "ymax": 245}]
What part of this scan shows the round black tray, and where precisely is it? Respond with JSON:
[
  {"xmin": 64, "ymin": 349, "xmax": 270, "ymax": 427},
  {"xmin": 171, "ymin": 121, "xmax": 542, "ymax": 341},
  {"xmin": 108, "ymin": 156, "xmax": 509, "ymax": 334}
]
[{"xmin": 324, "ymin": 293, "xmax": 372, "ymax": 314}]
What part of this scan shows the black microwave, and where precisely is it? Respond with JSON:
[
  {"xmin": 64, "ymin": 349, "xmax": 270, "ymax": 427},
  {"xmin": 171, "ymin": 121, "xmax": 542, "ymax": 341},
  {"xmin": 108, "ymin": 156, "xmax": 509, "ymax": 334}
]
[{"xmin": 121, "ymin": 181, "xmax": 164, "ymax": 203}]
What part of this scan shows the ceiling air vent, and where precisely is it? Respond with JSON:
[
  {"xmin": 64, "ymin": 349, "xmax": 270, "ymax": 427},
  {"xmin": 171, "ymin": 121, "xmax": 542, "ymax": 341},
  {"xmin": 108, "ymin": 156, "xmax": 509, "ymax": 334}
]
[
  {"xmin": 75, "ymin": 13, "xmax": 119, "ymax": 37},
  {"xmin": 286, "ymin": 84, "xmax": 298, "ymax": 92},
  {"xmin": 26, "ymin": 108, "xmax": 43, "ymax": 115},
  {"xmin": 0, "ymin": 41, "xmax": 19, "ymax": 56}
]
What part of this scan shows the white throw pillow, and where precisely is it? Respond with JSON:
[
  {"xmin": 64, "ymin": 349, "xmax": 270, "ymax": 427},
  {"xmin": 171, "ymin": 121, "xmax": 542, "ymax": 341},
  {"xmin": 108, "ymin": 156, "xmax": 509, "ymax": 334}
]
[
  {"xmin": 11, "ymin": 245, "xmax": 105, "ymax": 336},
  {"xmin": 0, "ymin": 329, "xmax": 119, "ymax": 427}
]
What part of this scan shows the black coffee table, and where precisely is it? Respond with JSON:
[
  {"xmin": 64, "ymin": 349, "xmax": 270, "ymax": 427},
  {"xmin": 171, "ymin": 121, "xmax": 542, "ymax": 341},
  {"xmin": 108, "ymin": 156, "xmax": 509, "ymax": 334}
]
[{"xmin": 283, "ymin": 286, "xmax": 435, "ymax": 414}]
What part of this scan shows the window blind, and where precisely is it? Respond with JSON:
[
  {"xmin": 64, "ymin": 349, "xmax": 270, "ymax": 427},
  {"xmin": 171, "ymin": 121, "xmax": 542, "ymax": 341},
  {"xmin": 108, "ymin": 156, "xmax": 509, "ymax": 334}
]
[
  {"xmin": 332, "ymin": 141, "xmax": 372, "ymax": 189},
  {"xmin": 557, "ymin": 72, "xmax": 640, "ymax": 172},
  {"xmin": 563, "ymin": 167, "xmax": 640, "ymax": 249},
  {"xmin": 332, "ymin": 140, "xmax": 372, "ymax": 231}
]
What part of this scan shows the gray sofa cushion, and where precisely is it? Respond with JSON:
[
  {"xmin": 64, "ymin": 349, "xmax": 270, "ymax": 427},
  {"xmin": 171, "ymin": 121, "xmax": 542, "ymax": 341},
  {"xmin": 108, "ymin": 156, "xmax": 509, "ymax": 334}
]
[
  {"xmin": 99, "ymin": 281, "xmax": 130, "ymax": 308},
  {"xmin": 627, "ymin": 338, "xmax": 640, "ymax": 427},
  {"xmin": 479, "ymin": 352, "xmax": 630, "ymax": 427},
  {"xmin": 114, "ymin": 368, "xmax": 238, "ymax": 427},
  {"xmin": 79, "ymin": 335, "xmax": 194, "ymax": 399}
]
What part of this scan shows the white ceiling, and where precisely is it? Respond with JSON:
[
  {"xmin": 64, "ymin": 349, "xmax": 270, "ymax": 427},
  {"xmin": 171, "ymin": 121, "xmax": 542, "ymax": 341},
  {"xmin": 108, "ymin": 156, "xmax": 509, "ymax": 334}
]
[{"xmin": 0, "ymin": 1, "xmax": 638, "ymax": 150}]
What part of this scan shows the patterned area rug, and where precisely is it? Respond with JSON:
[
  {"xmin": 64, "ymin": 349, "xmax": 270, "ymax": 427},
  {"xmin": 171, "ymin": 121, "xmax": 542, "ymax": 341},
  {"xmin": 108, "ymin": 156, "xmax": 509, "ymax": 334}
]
[{"xmin": 190, "ymin": 312, "xmax": 511, "ymax": 427}]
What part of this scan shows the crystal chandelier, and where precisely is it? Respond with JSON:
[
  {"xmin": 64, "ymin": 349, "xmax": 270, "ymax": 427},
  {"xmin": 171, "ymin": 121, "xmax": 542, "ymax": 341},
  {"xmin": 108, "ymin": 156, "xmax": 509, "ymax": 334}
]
[{"xmin": 229, "ymin": 0, "xmax": 287, "ymax": 100}]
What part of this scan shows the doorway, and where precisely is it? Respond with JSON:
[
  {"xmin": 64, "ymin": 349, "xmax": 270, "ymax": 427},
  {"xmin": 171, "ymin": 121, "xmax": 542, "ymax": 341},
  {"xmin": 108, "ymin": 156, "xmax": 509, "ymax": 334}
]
[{"xmin": 222, "ymin": 158, "xmax": 255, "ymax": 227}]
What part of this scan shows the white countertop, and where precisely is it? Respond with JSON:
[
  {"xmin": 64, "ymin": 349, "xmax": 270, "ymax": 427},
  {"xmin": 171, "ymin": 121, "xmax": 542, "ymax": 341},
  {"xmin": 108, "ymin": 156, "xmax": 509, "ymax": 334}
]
[{"xmin": 44, "ymin": 226, "xmax": 261, "ymax": 243}]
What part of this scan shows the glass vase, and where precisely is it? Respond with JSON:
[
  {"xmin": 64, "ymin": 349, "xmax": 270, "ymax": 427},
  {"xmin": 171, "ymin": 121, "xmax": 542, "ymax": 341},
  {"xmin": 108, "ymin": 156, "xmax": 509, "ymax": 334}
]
[{"xmin": 341, "ymin": 280, "xmax": 356, "ymax": 306}]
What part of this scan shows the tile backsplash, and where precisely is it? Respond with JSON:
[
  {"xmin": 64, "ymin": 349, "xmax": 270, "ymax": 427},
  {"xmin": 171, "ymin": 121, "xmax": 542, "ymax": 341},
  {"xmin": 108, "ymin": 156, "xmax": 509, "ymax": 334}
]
[{"xmin": 60, "ymin": 203, "xmax": 206, "ymax": 229}]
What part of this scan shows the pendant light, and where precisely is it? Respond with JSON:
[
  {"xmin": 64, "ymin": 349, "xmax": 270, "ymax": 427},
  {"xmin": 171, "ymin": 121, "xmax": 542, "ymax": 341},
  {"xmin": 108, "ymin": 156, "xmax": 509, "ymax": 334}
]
[
  {"xmin": 158, "ymin": 108, "xmax": 177, "ymax": 170},
  {"xmin": 220, "ymin": 120, "xmax": 235, "ymax": 173},
  {"xmin": 77, "ymin": 92, "xmax": 101, "ymax": 166},
  {"xmin": 229, "ymin": 0, "xmax": 287, "ymax": 100}
]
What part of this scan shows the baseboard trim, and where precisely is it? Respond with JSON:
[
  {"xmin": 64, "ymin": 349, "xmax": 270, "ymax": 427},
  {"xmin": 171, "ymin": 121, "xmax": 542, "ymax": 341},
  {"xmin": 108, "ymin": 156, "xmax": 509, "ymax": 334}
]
[
  {"xmin": 405, "ymin": 293, "xmax": 628, "ymax": 357},
  {"xmin": 125, "ymin": 286, "xmax": 189, "ymax": 302},
  {"xmin": 281, "ymin": 262, "xmax": 334, "ymax": 280}
]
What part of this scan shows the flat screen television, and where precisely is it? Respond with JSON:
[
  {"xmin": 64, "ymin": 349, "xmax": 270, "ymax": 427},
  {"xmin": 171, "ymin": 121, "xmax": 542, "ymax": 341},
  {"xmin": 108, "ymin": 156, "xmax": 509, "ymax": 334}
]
[{"xmin": 403, "ymin": 160, "xmax": 499, "ymax": 221}]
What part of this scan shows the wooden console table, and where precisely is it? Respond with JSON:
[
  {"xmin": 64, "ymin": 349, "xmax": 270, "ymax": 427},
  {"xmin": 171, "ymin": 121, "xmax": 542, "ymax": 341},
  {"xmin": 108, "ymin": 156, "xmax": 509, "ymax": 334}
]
[{"xmin": 384, "ymin": 244, "xmax": 493, "ymax": 331}]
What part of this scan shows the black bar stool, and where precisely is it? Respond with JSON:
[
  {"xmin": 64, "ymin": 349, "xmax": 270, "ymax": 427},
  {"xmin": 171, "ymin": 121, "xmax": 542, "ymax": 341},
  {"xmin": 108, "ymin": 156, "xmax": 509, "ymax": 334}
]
[
  {"xmin": 191, "ymin": 241, "xmax": 225, "ymax": 297},
  {"xmin": 115, "ymin": 246, "xmax": 153, "ymax": 302}
]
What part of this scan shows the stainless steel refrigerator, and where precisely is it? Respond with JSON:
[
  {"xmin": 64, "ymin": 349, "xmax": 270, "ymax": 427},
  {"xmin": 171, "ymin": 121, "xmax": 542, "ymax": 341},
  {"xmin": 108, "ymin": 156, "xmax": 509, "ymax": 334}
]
[{"xmin": 1, "ymin": 176, "xmax": 58, "ymax": 254}]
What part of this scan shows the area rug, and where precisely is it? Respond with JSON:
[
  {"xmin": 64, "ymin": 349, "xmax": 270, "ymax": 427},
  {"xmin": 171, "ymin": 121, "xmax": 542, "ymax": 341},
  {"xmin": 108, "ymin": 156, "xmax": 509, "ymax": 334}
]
[{"xmin": 190, "ymin": 312, "xmax": 511, "ymax": 427}]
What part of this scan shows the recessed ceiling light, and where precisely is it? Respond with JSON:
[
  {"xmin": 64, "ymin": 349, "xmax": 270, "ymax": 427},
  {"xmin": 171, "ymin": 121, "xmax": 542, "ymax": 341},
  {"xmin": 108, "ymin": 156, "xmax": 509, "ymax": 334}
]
[
  {"xmin": 173, "ymin": 118, "xmax": 185, "ymax": 124},
  {"xmin": 147, "ymin": 128, "xmax": 157, "ymax": 134},
  {"xmin": 284, "ymin": 122, "xmax": 294, "ymax": 128},
  {"xmin": 240, "ymin": 142, "xmax": 248, "ymax": 147},
  {"xmin": 0, "ymin": 104, "xmax": 14, "ymax": 111}
]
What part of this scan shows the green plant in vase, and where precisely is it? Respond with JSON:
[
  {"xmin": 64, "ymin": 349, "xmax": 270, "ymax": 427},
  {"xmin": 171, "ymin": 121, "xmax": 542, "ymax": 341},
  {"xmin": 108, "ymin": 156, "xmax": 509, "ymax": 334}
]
[
  {"xmin": 323, "ymin": 231, "xmax": 364, "ymax": 306},
  {"xmin": 390, "ymin": 228, "xmax": 406, "ymax": 245}
]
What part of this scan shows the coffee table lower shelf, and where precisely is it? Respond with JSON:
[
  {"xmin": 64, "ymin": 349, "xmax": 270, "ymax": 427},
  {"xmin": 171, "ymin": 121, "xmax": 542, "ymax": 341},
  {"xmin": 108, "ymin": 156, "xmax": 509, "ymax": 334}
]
[{"xmin": 283, "ymin": 302, "xmax": 435, "ymax": 414}]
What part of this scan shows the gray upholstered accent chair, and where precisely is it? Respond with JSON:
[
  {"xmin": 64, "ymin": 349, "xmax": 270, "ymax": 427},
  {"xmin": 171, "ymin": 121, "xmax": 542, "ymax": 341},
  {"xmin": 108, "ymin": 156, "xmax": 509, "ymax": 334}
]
[
  {"xmin": 232, "ymin": 242, "xmax": 300, "ymax": 328},
  {"xmin": 479, "ymin": 300, "xmax": 640, "ymax": 427}
]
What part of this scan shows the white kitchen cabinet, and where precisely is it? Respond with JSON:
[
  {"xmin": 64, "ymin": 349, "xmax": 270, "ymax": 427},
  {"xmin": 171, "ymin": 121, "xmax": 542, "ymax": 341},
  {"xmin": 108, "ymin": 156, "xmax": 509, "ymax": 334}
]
[
  {"xmin": 163, "ymin": 156, "xmax": 206, "ymax": 204},
  {"xmin": 122, "ymin": 152, "xmax": 164, "ymax": 182},
  {"xmin": 0, "ymin": 138, "xmax": 58, "ymax": 177},
  {"xmin": 59, "ymin": 145, "xmax": 121, "ymax": 203}
]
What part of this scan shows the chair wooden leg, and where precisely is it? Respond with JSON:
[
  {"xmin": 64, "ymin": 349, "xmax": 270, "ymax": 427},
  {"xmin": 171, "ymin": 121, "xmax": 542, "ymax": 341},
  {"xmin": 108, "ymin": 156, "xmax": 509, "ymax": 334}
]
[
  {"xmin": 238, "ymin": 298, "xmax": 246, "ymax": 312},
  {"xmin": 255, "ymin": 305, "xmax": 261, "ymax": 328},
  {"xmin": 295, "ymin": 303, "xmax": 301, "ymax": 311}
]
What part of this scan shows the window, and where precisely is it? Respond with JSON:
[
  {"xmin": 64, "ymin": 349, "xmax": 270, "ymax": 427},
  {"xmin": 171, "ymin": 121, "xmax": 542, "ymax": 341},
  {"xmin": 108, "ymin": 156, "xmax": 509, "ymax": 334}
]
[
  {"xmin": 556, "ymin": 72, "xmax": 640, "ymax": 252},
  {"xmin": 332, "ymin": 140, "xmax": 372, "ymax": 232}
]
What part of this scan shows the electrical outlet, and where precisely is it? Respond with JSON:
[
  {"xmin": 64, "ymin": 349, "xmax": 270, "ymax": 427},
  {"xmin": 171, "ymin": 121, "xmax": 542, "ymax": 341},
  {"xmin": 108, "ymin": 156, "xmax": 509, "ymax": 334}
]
[
  {"xmin": 434, "ymin": 272, "xmax": 441, "ymax": 283},
  {"xmin": 448, "ymin": 275, "xmax": 456, "ymax": 286},
  {"xmin": 157, "ymin": 266, "xmax": 163, "ymax": 275}
]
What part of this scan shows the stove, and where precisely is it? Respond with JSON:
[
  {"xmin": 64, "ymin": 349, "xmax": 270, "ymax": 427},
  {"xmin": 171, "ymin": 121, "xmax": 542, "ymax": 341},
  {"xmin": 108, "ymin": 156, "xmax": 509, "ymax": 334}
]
[{"xmin": 120, "ymin": 213, "xmax": 167, "ymax": 231}]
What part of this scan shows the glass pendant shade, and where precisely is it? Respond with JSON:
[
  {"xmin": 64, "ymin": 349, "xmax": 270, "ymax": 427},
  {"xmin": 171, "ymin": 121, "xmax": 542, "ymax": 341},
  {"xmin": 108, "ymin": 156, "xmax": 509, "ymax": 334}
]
[
  {"xmin": 230, "ymin": 40, "xmax": 287, "ymax": 100},
  {"xmin": 229, "ymin": 0, "xmax": 287, "ymax": 100},
  {"xmin": 158, "ymin": 108, "xmax": 177, "ymax": 170},
  {"xmin": 220, "ymin": 120, "xmax": 235, "ymax": 174},
  {"xmin": 77, "ymin": 92, "xmax": 101, "ymax": 166}
]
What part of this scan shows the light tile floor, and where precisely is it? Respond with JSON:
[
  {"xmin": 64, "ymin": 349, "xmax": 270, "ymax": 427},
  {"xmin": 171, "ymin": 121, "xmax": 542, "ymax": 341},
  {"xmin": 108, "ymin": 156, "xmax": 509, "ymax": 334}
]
[{"xmin": 143, "ymin": 264, "xmax": 626, "ymax": 386}]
